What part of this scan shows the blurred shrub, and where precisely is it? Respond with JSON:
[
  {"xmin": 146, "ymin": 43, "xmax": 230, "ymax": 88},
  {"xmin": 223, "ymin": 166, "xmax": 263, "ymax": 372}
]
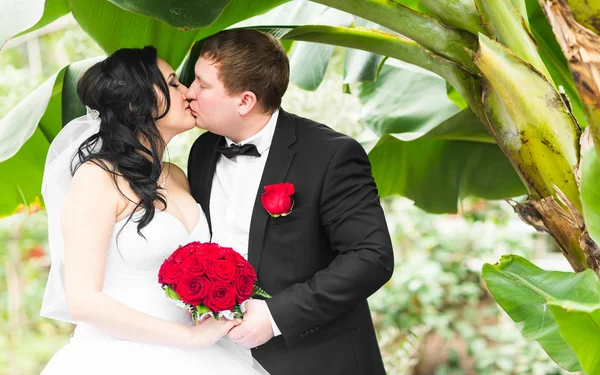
[{"xmin": 371, "ymin": 198, "xmax": 570, "ymax": 375}]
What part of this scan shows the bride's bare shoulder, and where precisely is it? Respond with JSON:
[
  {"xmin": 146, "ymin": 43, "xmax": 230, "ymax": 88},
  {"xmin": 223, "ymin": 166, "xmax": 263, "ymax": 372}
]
[
  {"xmin": 72, "ymin": 159, "xmax": 119, "ymax": 184},
  {"xmin": 69, "ymin": 159, "xmax": 125, "ymax": 203},
  {"xmin": 72, "ymin": 159, "xmax": 114, "ymax": 180}
]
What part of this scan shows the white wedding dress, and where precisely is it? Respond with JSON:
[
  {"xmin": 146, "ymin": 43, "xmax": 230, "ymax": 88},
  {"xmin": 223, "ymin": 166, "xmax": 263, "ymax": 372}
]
[{"xmin": 41, "ymin": 203, "xmax": 268, "ymax": 375}]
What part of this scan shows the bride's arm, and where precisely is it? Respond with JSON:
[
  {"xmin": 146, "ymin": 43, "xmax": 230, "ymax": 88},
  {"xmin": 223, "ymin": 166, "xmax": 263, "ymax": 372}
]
[{"xmin": 62, "ymin": 162, "xmax": 236, "ymax": 347}]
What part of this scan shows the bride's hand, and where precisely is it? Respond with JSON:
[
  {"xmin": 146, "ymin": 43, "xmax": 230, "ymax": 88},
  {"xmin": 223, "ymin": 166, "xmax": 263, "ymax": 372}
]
[{"xmin": 187, "ymin": 317, "xmax": 241, "ymax": 348}]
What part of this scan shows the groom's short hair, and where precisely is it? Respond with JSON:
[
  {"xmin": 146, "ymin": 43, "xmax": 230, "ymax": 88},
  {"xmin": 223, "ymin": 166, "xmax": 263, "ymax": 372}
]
[{"xmin": 200, "ymin": 29, "xmax": 289, "ymax": 113}]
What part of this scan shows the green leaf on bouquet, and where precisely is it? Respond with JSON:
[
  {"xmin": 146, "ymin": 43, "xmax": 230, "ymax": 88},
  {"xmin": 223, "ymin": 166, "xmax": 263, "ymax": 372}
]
[
  {"xmin": 164, "ymin": 285, "xmax": 181, "ymax": 300},
  {"xmin": 253, "ymin": 284, "xmax": 272, "ymax": 299},
  {"xmin": 196, "ymin": 304, "xmax": 211, "ymax": 314},
  {"xmin": 233, "ymin": 304, "xmax": 244, "ymax": 319},
  {"xmin": 191, "ymin": 308, "xmax": 198, "ymax": 325}
]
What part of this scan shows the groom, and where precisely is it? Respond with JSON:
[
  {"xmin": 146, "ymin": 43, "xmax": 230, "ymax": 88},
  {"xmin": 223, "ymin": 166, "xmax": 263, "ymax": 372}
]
[{"xmin": 187, "ymin": 29, "xmax": 394, "ymax": 375}]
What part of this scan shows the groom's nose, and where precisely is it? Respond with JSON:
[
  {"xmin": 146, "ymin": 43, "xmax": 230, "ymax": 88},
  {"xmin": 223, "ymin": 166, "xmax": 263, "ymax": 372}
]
[{"xmin": 185, "ymin": 86, "xmax": 197, "ymax": 101}]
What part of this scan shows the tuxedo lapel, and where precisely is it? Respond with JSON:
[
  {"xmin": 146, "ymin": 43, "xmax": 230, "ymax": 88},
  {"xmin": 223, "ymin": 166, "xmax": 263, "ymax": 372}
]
[
  {"xmin": 248, "ymin": 110, "xmax": 296, "ymax": 274},
  {"xmin": 198, "ymin": 134, "xmax": 223, "ymax": 238}
]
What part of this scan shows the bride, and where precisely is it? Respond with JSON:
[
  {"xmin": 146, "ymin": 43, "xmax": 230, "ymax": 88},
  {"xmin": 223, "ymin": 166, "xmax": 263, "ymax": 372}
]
[{"xmin": 40, "ymin": 46, "xmax": 268, "ymax": 374}]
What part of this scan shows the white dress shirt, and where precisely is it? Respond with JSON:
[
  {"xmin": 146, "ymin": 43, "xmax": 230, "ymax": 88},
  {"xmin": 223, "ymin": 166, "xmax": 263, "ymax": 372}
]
[{"xmin": 209, "ymin": 109, "xmax": 282, "ymax": 336}]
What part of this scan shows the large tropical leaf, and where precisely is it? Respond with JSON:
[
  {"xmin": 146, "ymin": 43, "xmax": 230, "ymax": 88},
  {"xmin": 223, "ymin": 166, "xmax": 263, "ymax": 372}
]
[
  {"xmin": 0, "ymin": 129, "xmax": 51, "ymax": 216},
  {"xmin": 548, "ymin": 300, "xmax": 600, "ymax": 374},
  {"xmin": 0, "ymin": 71, "xmax": 65, "ymax": 163},
  {"xmin": 1, "ymin": 0, "xmax": 71, "ymax": 49},
  {"xmin": 482, "ymin": 255, "xmax": 600, "ymax": 371},
  {"xmin": 291, "ymin": 16, "xmax": 390, "ymax": 88},
  {"xmin": 0, "ymin": 57, "xmax": 101, "ymax": 217},
  {"xmin": 358, "ymin": 58, "xmax": 525, "ymax": 213},
  {"xmin": 70, "ymin": 0, "xmax": 288, "ymax": 68},
  {"xmin": 288, "ymin": 8, "xmax": 353, "ymax": 90},
  {"xmin": 369, "ymin": 134, "xmax": 525, "ymax": 213},
  {"xmin": 357, "ymin": 59, "xmax": 462, "ymax": 136},
  {"xmin": 1, "ymin": 0, "xmax": 50, "ymax": 49},
  {"xmin": 105, "ymin": 0, "xmax": 232, "ymax": 29}
]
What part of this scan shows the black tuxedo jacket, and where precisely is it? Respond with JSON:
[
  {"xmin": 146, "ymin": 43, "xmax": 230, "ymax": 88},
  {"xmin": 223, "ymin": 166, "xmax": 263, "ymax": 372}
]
[{"xmin": 188, "ymin": 109, "xmax": 394, "ymax": 375}]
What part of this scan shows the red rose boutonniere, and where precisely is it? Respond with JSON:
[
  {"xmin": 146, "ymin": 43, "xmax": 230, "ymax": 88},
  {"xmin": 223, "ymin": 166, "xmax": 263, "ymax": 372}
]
[{"xmin": 261, "ymin": 182, "xmax": 295, "ymax": 218}]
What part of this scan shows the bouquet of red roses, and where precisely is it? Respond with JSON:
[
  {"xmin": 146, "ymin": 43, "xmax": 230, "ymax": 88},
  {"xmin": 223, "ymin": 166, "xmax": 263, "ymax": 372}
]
[{"xmin": 158, "ymin": 242, "xmax": 270, "ymax": 323}]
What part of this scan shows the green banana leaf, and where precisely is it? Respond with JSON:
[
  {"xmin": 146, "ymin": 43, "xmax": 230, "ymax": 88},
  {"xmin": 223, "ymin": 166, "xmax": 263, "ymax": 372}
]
[
  {"xmin": 2, "ymin": 0, "xmax": 71, "ymax": 48},
  {"xmin": 103, "ymin": 0, "xmax": 232, "ymax": 29},
  {"xmin": 482, "ymin": 254, "xmax": 600, "ymax": 371},
  {"xmin": 0, "ymin": 57, "xmax": 101, "ymax": 217},
  {"xmin": 548, "ymin": 300, "xmax": 600, "ymax": 374},
  {"xmin": 71, "ymin": 0, "xmax": 288, "ymax": 67},
  {"xmin": 358, "ymin": 58, "xmax": 524, "ymax": 212},
  {"xmin": 369, "ymin": 132, "xmax": 525, "ymax": 213},
  {"xmin": 358, "ymin": 59, "xmax": 462, "ymax": 136},
  {"xmin": 288, "ymin": 8, "xmax": 353, "ymax": 90}
]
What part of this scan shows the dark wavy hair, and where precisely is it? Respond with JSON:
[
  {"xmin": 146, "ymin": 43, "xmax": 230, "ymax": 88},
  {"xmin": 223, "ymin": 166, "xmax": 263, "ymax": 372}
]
[{"xmin": 73, "ymin": 46, "xmax": 170, "ymax": 236}]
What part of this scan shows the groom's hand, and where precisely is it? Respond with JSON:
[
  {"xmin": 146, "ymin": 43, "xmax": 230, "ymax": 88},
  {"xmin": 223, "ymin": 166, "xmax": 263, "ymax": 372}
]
[{"xmin": 227, "ymin": 299, "xmax": 274, "ymax": 348}]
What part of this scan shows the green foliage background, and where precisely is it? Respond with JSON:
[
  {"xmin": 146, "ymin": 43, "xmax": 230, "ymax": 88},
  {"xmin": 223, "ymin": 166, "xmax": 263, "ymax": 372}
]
[{"xmin": 0, "ymin": 16, "xmax": 574, "ymax": 375}]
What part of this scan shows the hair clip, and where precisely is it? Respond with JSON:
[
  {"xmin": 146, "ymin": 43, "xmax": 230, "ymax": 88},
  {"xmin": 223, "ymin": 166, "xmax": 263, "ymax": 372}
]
[{"xmin": 86, "ymin": 105, "xmax": 100, "ymax": 120}]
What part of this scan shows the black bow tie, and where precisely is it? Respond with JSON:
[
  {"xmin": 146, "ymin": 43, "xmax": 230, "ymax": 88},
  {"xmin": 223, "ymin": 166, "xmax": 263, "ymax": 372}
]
[{"xmin": 214, "ymin": 143, "xmax": 261, "ymax": 159}]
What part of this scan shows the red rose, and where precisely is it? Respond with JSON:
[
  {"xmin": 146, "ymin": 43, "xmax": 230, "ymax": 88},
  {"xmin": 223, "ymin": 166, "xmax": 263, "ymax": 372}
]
[
  {"xmin": 206, "ymin": 259, "xmax": 239, "ymax": 282},
  {"xmin": 159, "ymin": 260, "xmax": 184, "ymax": 286},
  {"xmin": 205, "ymin": 282, "xmax": 237, "ymax": 312},
  {"xmin": 184, "ymin": 242, "xmax": 203, "ymax": 256},
  {"xmin": 170, "ymin": 246, "xmax": 192, "ymax": 264},
  {"xmin": 180, "ymin": 255, "xmax": 209, "ymax": 277},
  {"xmin": 261, "ymin": 183, "xmax": 295, "ymax": 217},
  {"xmin": 158, "ymin": 260, "xmax": 168, "ymax": 284},
  {"xmin": 175, "ymin": 275, "xmax": 211, "ymax": 306},
  {"xmin": 241, "ymin": 262, "xmax": 257, "ymax": 280},
  {"xmin": 234, "ymin": 273, "xmax": 255, "ymax": 303},
  {"xmin": 223, "ymin": 248, "xmax": 246, "ymax": 268},
  {"xmin": 200, "ymin": 243, "xmax": 225, "ymax": 260}
]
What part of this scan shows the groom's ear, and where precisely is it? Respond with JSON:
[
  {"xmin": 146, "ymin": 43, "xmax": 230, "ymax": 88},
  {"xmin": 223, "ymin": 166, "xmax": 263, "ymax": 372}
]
[{"xmin": 237, "ymin": 90, "xmax": 258, "ymax": 116}]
